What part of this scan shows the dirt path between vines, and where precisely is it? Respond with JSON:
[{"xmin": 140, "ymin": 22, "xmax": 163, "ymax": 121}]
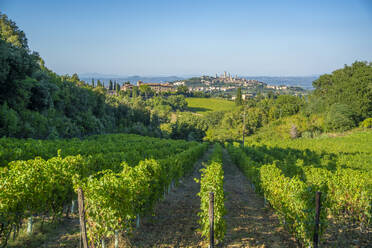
[
  {"xmin": 9, "ymin": 146, "xmax": 299, "ymax": 248},
  {"xmin": 221, "ymin": 149, "xmax": 298, "ymax": 248},
  {"xmin": 123, "ymin": 147, "xmax": 214, "ymax": 247},
  {"xmin": 124, "ymin": 148, "xmax": 298, "ymax": 248}
]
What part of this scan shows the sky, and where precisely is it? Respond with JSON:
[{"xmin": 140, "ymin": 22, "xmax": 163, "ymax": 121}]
[{"xmin": 1, "ymin": 0, "xmax": 372, "ymax": 76}]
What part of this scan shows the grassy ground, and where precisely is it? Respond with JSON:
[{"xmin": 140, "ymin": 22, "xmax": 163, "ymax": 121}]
[{"xmin": 186, "ymin": 97, "xmax": 237, "ymax": 114}]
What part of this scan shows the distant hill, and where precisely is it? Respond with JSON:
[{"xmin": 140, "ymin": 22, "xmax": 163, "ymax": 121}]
[
  {"xmin": 80, "ymin": 73, "xmax": 318, "ymax": 89},
  {"xmin": 80, "ymin": 74, "xmax": 186, "ymax": 85},
  {"xmin": 241, "ymin": 76, "xmax": 318, "ymax": 90}
]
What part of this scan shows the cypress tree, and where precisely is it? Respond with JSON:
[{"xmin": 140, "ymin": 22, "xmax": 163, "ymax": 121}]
[{"xmin": 235, "ymin": 87, "xmax": 243, "ymax": 106}]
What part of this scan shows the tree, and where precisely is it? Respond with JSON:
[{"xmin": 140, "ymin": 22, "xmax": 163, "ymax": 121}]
[
  {"xmin": 139, "ymin": 85, "xmax": 153, "ymax": 98},
  {"xmin": 235, "ymin": 87, "xmax": 243, "ymax": 106},
  {"xmin": 91, "ymin": 78, "xmax": 95, "ymax": 88},
  {"xmin": 325, "ymin": 103, "xmax": 357, "ymax": 132},
  {"xmin": 313, "ymin": 61, "xmax": 372, "ymax": 121},
  {"xmin": 116, "ymin": 82, "xmax": 120, "ymax": 93},
  {"xmin": 109, "ymin": 80, "xmax": 113, "ymax": 90},
  {"xmin": 71, "ymin": 73, "xmax": 80, "ymax": 82},
  {"xmin": 167, "ymin": 95, "xmax": 187, "ymax": 111},
  {"xmin": 0, "ymin": 102, "xmax": 19, "ymax": 136},
  {"xmin": 132, "ymin": 86, "xmax": 139, "ymax": 98},
  {"xmin": 274, "ymin": 95, "xmax": 303, "ymax": 118},
  {"xmin": 177, "ymin": 85, "xmax": 189, "ymax": 95},
  {"xmin": 267, "ymin": 91, "xmax": 275, "ymax": 99},
  {"xmin": 0, "ymin": 11, "xmax": 158, "ymax": 139},
  {"xmin": 0, "ymin": 12, "xmax": 28, "ymax": 49}
]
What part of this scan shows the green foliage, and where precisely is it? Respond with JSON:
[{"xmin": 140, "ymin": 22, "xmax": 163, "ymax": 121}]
[
  {"xmin": 159, "ymin": 123, "xmax": 173, "ymax": 138},
  {"xmin": 0, "ymin": 133, "xmax": 208, "ymax": 246},
  {"xmin": 313, "ymin": 61, "xmax": 372, "ymax": 120},
  {"xmin": 0, "ymin": 12, "xmax": 28, "ymax": 49},
  {"xmin": 0, "ymin": 39, "xmax": 39, "ymax": 107},
  {"xmin": 226, "ymin": 144, "xmax": 326, "ymax": 246},
  {"xmin": 269, "ymin": 95, "xmax": 303, "ymax": 119},
  {"xmin": 171, "ymin": 112, "xmax": 208, "ymax": 141},
  {"xmin": 78, "ymin": 142, "xmax": 208, "ymax": 245},
  {"xmin": 196, "ymin": 144, "xmax": 226, "ymax": 242},
  {"xmin": 360, "ymin": 118, "xmax": 372, "ymax": 128},
  {"xmin": 235, "ymin": 87, "xmax": 243, "ymax": 106},
  {"xmin": 167, "ymin": 95, "xmax": 187, "ymax": 111},
  {"xmin": 176, "ymin": 85, "xmax": 189, "ymax": 95},
  {"xmin": 0, "ymin": 154, "xmax": 88, "ymax": 246},
  {"xmin": 0, "ymin": 14, "xmax": 165, "ymax": 139},
  {"xmin": 186, "ymin": 97, "xmax": 236, "ymax": 114},
  {"xmin": 260, "ymin": 163, "xmax": 327, "ymax": 245},
  {"xmin": 228, "ymin": 130, "xmax": 372, "ymax": 245},
  {"xmin": 0, "ymin": 102, "xmax": 19, "ymax": 136},
  {"xmin": 325, "ymin": 103, "xmax": 357, "ymax": 132},
  {"xmin": 139, "ymin": 84, "xmax": 153, "ymax": 98}
]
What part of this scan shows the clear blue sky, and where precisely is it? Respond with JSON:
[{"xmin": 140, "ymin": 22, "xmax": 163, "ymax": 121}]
[{"xmin": 2, "ymin": 0, "xmax": 372, "ymax": 76}]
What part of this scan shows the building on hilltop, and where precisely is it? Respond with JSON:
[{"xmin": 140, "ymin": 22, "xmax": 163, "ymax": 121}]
[
  {"xmin": 137, "ymin": 81, "xmax": 175, "ymax": 93},
  {"xmin": 173, "ymin": 81, "xmax": 185, "ymax": 86},
  {"xmin": 121, "ymin": 82, "xmax": 134, "ymax": 91}
]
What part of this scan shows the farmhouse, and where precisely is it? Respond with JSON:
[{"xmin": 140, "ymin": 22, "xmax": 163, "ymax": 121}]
[
  {"xmin": 121, "ymin": 82, "xmax": 134, "ymax": 91},
  {"xmin": 137, "ymin": 81, "xmax": 175, "ymax": 93}
]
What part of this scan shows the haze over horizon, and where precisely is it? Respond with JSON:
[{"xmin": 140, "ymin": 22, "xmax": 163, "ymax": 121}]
[{"xmin": 2, "ymin": 0, "xmax": 372, "ymax": 77}]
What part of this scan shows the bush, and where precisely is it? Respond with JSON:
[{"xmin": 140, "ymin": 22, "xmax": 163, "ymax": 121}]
[
  {"xmin": 160, "ymin": 123, "xmax": 173, "ymax": 138},
  {"xmin": 360, "ymin": 118, "xmax": 372, "ymax": 128},
  {"xmin": 325, "ymin": 104, "xmax": 357, "ymax": 132},
  {"xmin": 301, "ymin": 131, "xmax": 312, "ymax": 139},
  {"xmin": 0, "ymin": 102, "xmax": 19, "ymax": 137}
]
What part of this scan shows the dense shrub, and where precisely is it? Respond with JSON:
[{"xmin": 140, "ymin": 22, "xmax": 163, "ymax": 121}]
[
  {"xmin": 360, "ymin": 118, "xmax": 372, "ymax": 128},
  {"xmin": 325, "ymin": 103, "xmax": 357, "ymax": 132}
]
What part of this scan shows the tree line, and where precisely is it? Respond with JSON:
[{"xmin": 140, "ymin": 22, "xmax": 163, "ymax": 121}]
[
  {"xmin": 0, "ymin": 13, "xmax": 189, "ymax": 139},
  {"xmin": 0, "ymin": 12, "xmax": 371, "ymax": 142}
]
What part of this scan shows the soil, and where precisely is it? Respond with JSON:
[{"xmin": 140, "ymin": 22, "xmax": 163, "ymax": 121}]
[
  {"xmin": 123, "ymin": 147, "xmax": 214, "ymax": 247},
  {"xmin": 123, "ymin": 148, "xmax": 299, "ymax": 248},
  {"xmin": 11, "ymin": 147, "xmax": 325, "ymax": 248},
  {"xmin": 7, "ymin": 216, "xmax": 80, "ymax": 248},
  {"xmin": 220, "ymin": 149, "xmax": 298, "ymax": 248}
]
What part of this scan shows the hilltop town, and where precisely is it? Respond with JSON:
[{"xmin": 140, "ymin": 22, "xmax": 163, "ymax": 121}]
[
  {"xmin": 171, "ymin": 72, "xmax": 307, "ymax": 97},
  {"xmin": 115, "ymin": 72, "xmax": 307, "ymax": 98}
]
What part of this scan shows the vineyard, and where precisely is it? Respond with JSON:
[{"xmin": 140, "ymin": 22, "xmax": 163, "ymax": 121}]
[
  {"xmin": 1, "ymin": 131, "xmax": 371, "ymax": 247},
  {"xmin": 196, "ymin": 144, "xmax": 226, "ymax": 243},
  {"xmin": 0, "ymin": 133, "xmax": 208, "ymax": 247},
  {"xmin": 1, "ymin": 5, "xmax": 371, "ymax": 248},
  {"xmin": 228, "ymin": 130, "xmax": 372, "ymax": 247}
]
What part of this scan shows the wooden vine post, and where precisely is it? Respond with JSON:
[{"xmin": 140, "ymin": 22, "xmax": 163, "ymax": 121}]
[
  {"xmin": 78, "ymin": 187, "xmax": 89, "ymax": 248},
  {"xmin": 209, "ymin": 192, "xmax": 214, "ymax": 248},
  {"xmin": 313, "ymin": 191, "xmax": 322, "ymax": 248},
  {"xmin": 242, "ymin": 107, "xmax": 246, "ymax": 146}
]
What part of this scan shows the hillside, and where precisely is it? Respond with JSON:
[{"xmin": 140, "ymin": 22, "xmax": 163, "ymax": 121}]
[
  {"xmin": 1, "ymin": 9, "xmax": 372, "ymax": 248},
  {"xmin": 186, "ymin": 97, "xmax": 237, "ymax": 114}
]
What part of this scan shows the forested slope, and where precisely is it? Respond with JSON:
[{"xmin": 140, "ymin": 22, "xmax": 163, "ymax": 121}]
[{"xmin": 0, "ymin": 12, "xmax": 158, "ymax": 139}]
